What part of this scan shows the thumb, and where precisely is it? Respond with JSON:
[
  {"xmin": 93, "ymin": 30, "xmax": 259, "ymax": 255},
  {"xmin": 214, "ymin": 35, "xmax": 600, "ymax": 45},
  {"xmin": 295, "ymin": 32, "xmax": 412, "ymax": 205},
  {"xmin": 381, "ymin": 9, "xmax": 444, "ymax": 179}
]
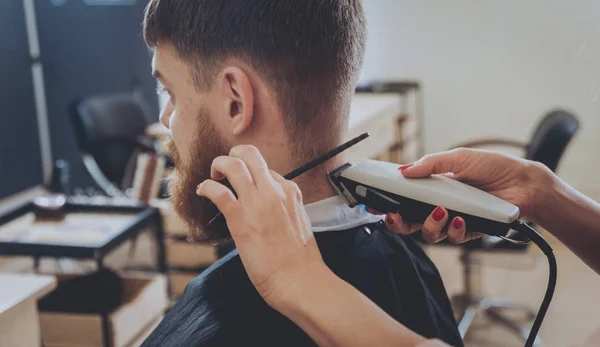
[{"xmin": 400, "ymin": 149, "xmax": 470, "ymax": 178}]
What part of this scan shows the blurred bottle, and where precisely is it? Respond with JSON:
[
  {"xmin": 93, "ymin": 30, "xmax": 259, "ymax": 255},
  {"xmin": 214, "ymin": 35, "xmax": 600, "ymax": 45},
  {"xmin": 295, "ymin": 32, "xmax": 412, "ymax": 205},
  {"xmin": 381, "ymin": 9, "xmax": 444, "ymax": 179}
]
[{"xmin": 50, "ymin": 160, "xmax": 70, "ymax": 195}]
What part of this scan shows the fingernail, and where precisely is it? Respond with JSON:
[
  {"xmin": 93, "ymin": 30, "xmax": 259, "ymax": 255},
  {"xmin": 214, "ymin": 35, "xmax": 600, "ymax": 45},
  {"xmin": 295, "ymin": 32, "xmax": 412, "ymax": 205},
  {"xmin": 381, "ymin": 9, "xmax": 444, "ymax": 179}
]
[
  {"xmin": 432, "ymin": 207, "xmax": 445, "ymax": 221},
  {"xmin": 386, "ymin": 214, "xmax": 394, "ymax": 225},
  {"xmin": 398, "ymin": 163, "xmax": 414, "ymax": 171},
  {"xmin": 196, "ymin": 184, "xmax": 201, "ymax": 191},
  {"xmin": 453, "ymin": 217, "xmax": 464, "ymax": 229}
]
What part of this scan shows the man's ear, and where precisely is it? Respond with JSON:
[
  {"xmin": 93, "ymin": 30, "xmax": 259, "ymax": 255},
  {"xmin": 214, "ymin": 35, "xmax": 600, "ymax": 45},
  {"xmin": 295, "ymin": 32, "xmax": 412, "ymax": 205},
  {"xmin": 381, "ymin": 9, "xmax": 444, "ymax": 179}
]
[{"xmin": 218, "ymin": 66, "xmax": 254, "ymax": 136}]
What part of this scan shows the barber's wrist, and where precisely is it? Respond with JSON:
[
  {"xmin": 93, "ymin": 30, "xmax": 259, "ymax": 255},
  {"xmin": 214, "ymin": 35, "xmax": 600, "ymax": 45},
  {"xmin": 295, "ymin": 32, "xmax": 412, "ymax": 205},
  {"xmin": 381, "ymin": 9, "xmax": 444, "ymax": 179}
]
[
  {"xmin": 264, "ymin": 260, "xmax": 336, "ymax": 315},
  {"xmin": 526, "ymin": 160, "xmax": 561, "ymax": 224}
]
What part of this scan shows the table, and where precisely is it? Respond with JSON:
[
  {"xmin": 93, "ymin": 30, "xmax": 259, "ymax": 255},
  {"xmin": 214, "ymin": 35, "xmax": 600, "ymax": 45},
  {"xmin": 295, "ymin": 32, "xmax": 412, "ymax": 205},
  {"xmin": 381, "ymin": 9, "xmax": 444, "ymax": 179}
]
[
  {"xmin": 0, "ymin": 273, "xmax": 56, "ymax": 347},
  {"xmin": 0, "ymin": 201, "xmax": 166, "ymax": 273}
]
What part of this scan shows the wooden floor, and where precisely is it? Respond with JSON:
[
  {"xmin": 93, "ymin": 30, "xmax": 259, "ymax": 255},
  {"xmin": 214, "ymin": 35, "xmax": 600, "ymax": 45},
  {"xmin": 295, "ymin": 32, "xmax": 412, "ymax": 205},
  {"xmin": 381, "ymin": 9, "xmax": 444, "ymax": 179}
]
[
  {"xmin": 2, "ymin": 229, "xmax": 599, "ymax": 347},
  {"xmin": 425, "ymin": 231, "xmax": 600, "ymax": 347}
]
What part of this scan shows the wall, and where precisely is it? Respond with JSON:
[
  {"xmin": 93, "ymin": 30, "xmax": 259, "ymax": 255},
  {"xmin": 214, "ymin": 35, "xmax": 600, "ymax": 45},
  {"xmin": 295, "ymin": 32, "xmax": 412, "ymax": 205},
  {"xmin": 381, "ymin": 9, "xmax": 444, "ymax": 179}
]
[
  {"xmin": 0, "ymin": 0, "xmax": 44, "ymax": 199},
  {"xmin": 37, "ymin": 0, "xmax": 158, "ymax": 189},
  {"xmin": 360, "ymin": 0, "xmax": 600, "ymax": 198}
]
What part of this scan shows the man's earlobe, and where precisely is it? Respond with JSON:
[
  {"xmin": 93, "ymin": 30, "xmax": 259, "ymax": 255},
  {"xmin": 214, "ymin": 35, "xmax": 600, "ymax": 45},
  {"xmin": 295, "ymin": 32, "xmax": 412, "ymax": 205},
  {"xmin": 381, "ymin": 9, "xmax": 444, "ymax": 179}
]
[{"xmin": 223, "ymin": 67, "xmax": 254, "ymax": 136}]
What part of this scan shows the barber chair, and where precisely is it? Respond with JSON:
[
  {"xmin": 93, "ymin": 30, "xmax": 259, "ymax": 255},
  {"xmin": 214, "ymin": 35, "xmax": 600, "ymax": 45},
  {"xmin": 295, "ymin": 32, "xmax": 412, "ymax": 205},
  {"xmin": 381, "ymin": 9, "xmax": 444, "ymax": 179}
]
[
  {"xmin": 71, "ymin": 93, "xmax": 168, "ymax": 269},
  {"xmin": 70, "ymin": 93, "xmax": 162, "ymax": 197},
  {"xmin": 448, "ymin": 109, "xmax": 579, "ymax": 345}
]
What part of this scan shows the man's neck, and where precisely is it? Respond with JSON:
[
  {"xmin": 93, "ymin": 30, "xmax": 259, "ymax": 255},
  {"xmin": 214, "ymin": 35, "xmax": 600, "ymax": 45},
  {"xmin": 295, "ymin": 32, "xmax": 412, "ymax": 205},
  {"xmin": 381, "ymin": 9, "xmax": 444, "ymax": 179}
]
[
  {"xmin": 295, "ymin": 176, "xmax": 338, "ymax": 204},
  {"xmin": 291, "ymin": 155, "xmax": 346, "ymax": 205},
  {"xmin": 246, "ymin": 128, "xmax": 347, "ymax": 204}
]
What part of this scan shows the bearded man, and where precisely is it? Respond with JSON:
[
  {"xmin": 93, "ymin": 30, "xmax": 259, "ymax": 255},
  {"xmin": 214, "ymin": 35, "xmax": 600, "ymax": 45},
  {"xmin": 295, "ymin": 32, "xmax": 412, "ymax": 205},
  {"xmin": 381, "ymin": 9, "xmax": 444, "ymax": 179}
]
[{"xmin": 141, "ymin": 1, "xmax": 463, "ymax": 346}]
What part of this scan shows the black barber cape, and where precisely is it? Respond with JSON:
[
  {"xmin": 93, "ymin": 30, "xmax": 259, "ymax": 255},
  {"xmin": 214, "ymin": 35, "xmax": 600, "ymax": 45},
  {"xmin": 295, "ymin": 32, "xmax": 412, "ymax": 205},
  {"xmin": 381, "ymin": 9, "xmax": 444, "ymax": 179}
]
[{"xmin": 143, "ymin": 201, "xmax": 463, "ymax": 347}]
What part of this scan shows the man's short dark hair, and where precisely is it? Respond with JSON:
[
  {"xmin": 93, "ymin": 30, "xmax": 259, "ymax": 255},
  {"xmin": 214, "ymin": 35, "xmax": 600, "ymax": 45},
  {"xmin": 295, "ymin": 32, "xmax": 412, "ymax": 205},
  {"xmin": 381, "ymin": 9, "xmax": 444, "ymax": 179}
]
[{"xmin": 143, "ymin": 0, "xmax": 366, "ymax": 161}]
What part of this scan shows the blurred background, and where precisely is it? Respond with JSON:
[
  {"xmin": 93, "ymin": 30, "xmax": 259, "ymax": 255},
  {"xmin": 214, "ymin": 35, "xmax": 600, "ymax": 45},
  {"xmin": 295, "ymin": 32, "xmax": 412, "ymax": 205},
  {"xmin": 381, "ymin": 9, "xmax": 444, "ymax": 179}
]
[
  {"xmin": 359, "ymin": 0, "xmax": 600, "ymax": 199},
  {"xmin": 1, "ymin": 1, "xmax": 599, "ymax": 346}
]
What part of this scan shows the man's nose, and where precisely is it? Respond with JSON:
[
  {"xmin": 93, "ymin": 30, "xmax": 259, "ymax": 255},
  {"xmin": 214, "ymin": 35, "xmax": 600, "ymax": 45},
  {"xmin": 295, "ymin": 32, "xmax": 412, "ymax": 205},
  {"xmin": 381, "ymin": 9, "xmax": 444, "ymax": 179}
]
[{"xmin": 159, "ymin": 102, "xmax": 174, "ymax": 128}]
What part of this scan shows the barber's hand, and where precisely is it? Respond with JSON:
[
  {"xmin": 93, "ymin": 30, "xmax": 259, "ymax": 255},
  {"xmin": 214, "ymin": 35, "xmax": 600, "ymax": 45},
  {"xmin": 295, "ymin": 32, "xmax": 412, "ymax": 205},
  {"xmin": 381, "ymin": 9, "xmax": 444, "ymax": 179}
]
[
  {"xmin": 368, "ymin": 204, "xmax": 473, "ymax": 244},
  {"xmin": 195, "ymin": 145, "xmax": 327, "ymax": 305},
  {"xmin": 382, "ymin": 148, "xmax": 552, "ymax": 244}
]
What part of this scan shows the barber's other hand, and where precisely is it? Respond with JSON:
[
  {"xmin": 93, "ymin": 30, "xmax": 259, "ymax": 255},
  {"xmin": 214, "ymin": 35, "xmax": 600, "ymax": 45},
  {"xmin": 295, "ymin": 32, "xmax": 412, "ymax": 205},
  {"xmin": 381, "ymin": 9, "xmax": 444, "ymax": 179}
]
[
  {"xmin": 195, "ymin": 145, "xmax": 327, "ymax": 306},
  {"xmin": 368, "ymin": 204, "xmax": 473, "ymax": 244},
  {"xmin": 389, "ymin": 148, "xmax": 553, "ymax": 243}
]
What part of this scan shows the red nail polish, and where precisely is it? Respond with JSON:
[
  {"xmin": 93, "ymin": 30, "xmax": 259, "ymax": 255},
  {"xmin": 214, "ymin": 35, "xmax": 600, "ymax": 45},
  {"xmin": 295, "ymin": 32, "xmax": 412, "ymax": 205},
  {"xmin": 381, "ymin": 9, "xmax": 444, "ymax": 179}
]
[
  {"xmin": 196, "ymin": 184, "xmax": 201, "ymax": 191},
  {"xmin": 398, "ymin": 163, "xmax": 414, "ymax": 171},
  {"xmin": 386, "ymin": 215, "xmax": 394, "ymax": 225},
  {"xmin": 432, "ymin": 207, "xmax": 445, "ymax": 221},
  {"xmin": 453, "ymin": 218, "xmax": 464, "ymax": 229}
]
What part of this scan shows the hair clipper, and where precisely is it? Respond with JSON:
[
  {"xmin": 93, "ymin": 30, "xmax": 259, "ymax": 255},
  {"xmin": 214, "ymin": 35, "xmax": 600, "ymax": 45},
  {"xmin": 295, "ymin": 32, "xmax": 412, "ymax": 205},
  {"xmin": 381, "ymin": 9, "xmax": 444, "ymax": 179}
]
[{"xmin": 327, "ymin": 159, "xmax": 520, "ymax": 237}]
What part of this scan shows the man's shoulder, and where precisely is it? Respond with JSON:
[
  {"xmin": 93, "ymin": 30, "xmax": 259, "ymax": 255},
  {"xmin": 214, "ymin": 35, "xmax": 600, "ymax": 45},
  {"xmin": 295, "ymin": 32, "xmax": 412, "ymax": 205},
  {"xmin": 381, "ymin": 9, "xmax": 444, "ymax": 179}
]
[
  {"xmin": 187, "ymin": 249, "xmax": 247, "ymax": 291},
  {"xmin": 141, "ymin": 251, "xmax": 257, "ymax": 346},
  {"xmin": 180, "ymin": 249, "xmax": 265, "ymax": 315},
  {"xmin": 313, "ymin": 221, "xmax": 430, "ymax": 267},
  {"xmin": 143, "ymin": 248, "xmax": 316, "ymax": 346},
  {"xmin": 314, "ymin": 222, "xmax": 464, "ymax": 347}
]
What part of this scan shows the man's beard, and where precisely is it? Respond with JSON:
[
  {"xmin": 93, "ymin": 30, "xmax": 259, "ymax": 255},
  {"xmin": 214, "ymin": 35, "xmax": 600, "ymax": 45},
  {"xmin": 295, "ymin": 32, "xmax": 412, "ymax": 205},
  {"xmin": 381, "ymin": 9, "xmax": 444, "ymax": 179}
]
[{"xmin": 166, "ymin": 110, "xmax": 231, "ymax": 243}]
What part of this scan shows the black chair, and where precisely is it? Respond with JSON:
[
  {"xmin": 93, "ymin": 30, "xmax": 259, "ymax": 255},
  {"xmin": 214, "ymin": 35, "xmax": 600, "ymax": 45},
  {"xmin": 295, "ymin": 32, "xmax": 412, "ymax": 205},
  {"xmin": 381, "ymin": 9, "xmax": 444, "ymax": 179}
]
[
  {"xmin": 455, "ymin": 109, "xmax": 580, "ymax": 172},
  {"xmin": 448, "ymin": 109, "xmax": 579, "ymax": 345},
  {"xmin": 70, "ymin": 93, "xmax": 158, "ymax": 197},
  {"xmin": 70, "ymin": 92, "xmax": 170, "ymax": 270}
]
